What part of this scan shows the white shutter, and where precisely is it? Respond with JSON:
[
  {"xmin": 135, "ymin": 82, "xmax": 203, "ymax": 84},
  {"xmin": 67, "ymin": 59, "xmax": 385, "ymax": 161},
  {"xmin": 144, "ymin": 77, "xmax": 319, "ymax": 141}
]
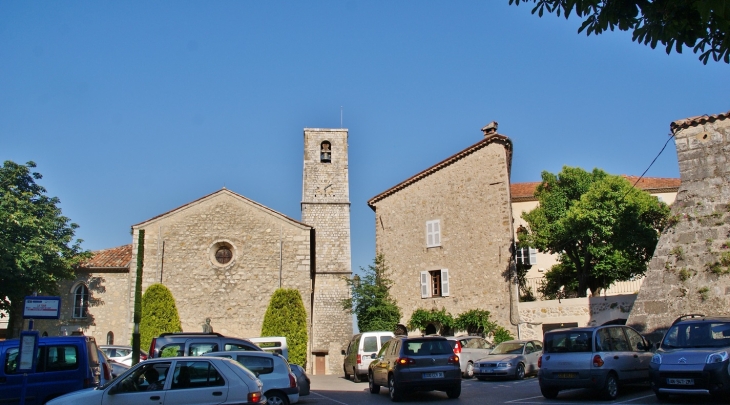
[
  {"xmin": 529, "ymin": 248, "xmax": 538, "ymax": 265},
  {"xmin": 426, "ymin": 222, "xmax": 434, "ymax": 247},
  {"xmin": 433, "ymin": 221, "xmax": 441, "ymax": 246},
  {"xmin": 441, "ymin": 269, "xmax": 449, "ymax": 297},
  {"xmin": 516, "ymin": 248, "xmax": 525, "ymax": 265},
  {"xmin": 420, "ymin": 271, "xmax": 430, "ymax": 298}
]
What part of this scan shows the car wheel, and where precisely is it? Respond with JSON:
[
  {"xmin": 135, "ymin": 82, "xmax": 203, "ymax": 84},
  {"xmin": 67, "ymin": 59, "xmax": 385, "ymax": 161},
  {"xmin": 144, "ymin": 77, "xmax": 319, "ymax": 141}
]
[
  {"xmin": 655, "ymin": 392, "xmax": 669, "ymax": 401},
  {"xmin": 463, "ymin": 362, "xmax": 474, "ymax": 379},
  {"xmin": 446, "ymin": 383, "xmax": 461, "ymax": 399},
  {"xmin": 540, "ymin": 387, "xmax": 559, "ymax": 399},
  {"xmin": 600, "ymin": 373, "xmax": 618, "ymax": 401},
  {"xmin": 369, "ymin": 372, "xmax": 380, "ymax": 394},
  {"xmin": 265, "ymin": 391, "xmax": 290, "ymax": 405},
  {"xmin": 388, "ymin": 374, "xmax": 402, "ymax": 402},
  {"xmin": 515, "ymin": 363, "xmax": 525, "ymax": 380},
  {"xmin": 352, "ymin": 369, "xmax": 362, "ymax": 383},
  {"xmin": 344, "ymin": 365, "xmax": 350, "ymax": 380}
]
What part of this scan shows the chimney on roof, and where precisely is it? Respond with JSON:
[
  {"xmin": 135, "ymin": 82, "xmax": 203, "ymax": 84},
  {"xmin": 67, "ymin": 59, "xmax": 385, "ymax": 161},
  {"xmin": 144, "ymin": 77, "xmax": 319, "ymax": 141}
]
[{"xmin": 481, "ymin": 121, "xmax": 498, "ymax": 136}]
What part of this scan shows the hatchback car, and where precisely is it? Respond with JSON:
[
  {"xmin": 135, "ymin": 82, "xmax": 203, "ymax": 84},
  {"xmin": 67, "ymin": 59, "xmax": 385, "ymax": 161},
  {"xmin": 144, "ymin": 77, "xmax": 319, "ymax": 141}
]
[
  {"xmin": 445, "ymin": 336, "xmax": 494, "ymax": 378},
  {"xmin": 473, "ymin": 340, "xmax": 541, "ymax": 380},
  {"xmin": 289, "ymin": 363, "xmax": 310, "ymax": 396},
  {"xmin": 368, "ymin": 336, "xmax": 461, "ymax": 401},
  {"xmin": 538, "ymin": 325, "xmax": 653, "ymax": 400},
  {"xmin": 206, "ymin": 350, "xmax": 299, "ymax": 405},
  {"xmin": 46, "ymin": 356, "xmax": 265, "ymax": 405},
  {"xmin": 649, "ymin": 315, "xmax": 730, "ymax": 401}
]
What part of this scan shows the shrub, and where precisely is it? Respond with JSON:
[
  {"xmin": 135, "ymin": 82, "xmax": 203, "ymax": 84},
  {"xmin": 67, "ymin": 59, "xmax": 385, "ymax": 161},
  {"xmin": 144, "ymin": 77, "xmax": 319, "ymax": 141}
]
[
  {"xmin": 407, "ymin": 307, "xmax": 455, "ymax": 335},
  {"xmin": 492, "ymin": 326, "xmax": 514, "ymax": 345},
  {"xmin": 140, "ymin": 283, "xmax": 182, "ymax": 350},
  {"xmin": 454, "ymin": 309, "xmax": 497, "ymax": 336},
  {"xmin": 261, "ymin": 289, "xmax": 308, "ymax": 367}
]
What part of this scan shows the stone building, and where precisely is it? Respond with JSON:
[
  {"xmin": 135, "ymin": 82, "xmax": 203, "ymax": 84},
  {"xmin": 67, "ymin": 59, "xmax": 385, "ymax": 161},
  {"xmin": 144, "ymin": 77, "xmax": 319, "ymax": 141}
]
[
  {"xmin": 629, "ymin": 110, "xmax": 730, "ymax": 343},
  {"xmin": 367, "ymin": 122, "xmax": 518, "ymax": 335},
  {"xmin": 34, "ymin": 128, "xmax": 352, "ymax": 375}
]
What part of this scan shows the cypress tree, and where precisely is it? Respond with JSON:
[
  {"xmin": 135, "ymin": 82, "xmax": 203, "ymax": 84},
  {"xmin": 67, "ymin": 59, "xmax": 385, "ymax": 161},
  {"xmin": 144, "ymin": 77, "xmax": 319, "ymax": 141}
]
[
  {"xmin": 140, "ymin": 283, "xmax": 182, "ymax": 351},
  {"xmin": 261, "ymin": 288, "xmax": 308, "ymax": 366}
]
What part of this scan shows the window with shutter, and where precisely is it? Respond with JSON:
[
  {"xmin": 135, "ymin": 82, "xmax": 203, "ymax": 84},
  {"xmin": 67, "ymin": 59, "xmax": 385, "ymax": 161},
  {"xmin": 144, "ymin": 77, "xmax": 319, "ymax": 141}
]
[
  {"xmin": 426, "ymin": 220, "xmax": 441, "ymax": 248},
  {"xmin": 441, "ymin": 269, "xmax": 449, "ymax": 296},
  {"xmin": 422, "ymin": 269, "xmax": 449, "ymax": 298}
]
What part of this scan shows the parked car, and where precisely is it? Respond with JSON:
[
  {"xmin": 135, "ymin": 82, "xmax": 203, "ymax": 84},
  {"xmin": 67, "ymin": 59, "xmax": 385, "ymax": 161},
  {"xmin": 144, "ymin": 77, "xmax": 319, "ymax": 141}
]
[
  {"xmin": 649, "ymin": 314, "xmax": 730, "ymax": 401},
  {"xmin": 368, "ymin": 335, "xmax": 461, "ymax": 401},
  {"xmin": 46, "ymin": 356, "xmax": 266, "ymax": 405},
  {"xmin": 289, "ymin": 362, "xmax": 310, "ymax": 396},
  {"xmin": 206, "ymin": 350, "xmax": 299, "ymax": 405},
  {"xmin": 248, "ymin": 336, "xmax": 289, "ymax": 360},
  {"xmin": 0, "ymin": 335, "xmax": 101, "ymax": 405},
  {"xmin": 538, "ymin": 325, "xmax": 653, "ymax": 400},
  {"xmin": 445, "ymin": 335, "xmax": 494, "ymax": 378},
  {"xmin": 148, "ymin": 332, "xmax": 262, "ymax": 358},
  {"xmin": 98, "ymin": 348, "xmax": 128, "ymax": 385},
  {"xmin": 474, "ymin": 339, "xmax": 542, "ymax": 380},
  {"xmin": 342, "ymin": 331, "xmax": 394, "ymax": 382},
  {"xmin": 100, "ymin": 345, "xmax": 148, "ymax": 366}
]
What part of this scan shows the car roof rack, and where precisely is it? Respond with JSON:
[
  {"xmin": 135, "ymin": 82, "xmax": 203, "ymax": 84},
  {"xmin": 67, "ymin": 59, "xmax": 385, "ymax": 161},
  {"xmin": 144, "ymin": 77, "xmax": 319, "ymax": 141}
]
[
  {"xmin": 671, "ymin": 314, "xmax": 706, "ymax": 325},
  {"xmin": 158, "ymin": 332, "xmax": 225, "ymax": 337}
]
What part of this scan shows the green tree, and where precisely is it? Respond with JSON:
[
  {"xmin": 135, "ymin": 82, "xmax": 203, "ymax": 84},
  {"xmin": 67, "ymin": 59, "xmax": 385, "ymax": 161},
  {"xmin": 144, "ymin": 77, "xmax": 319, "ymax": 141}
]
[
  {"xmin": 0, "ymin": 161, "xmax": 90, "ymax": 337},
  {"xmin": 140, "ymin": 283, "xmax": 182, "ymax": 351},
  {"xmin": 261, "ymin": 288, "xmax": 308, "ymax": 366},
  {"xmin": 342, "ymin": 253, "xmax": 402, "ymax": 333},
  {"xmin": 509, "ymin": 0, "xmax": 730, "ymax": 64},
  {"xmin": 518, "ymin": 166, "xmax": 669, "ymax": 297}
]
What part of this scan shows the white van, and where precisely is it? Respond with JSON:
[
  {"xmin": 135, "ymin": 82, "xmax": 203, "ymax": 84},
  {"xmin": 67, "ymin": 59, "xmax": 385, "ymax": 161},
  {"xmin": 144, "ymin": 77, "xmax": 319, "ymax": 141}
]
[
  {"xmin": 248, "ymin": 336, "xmax": 289, "ymax": 360},
  {"xmin": 341, "ymin": 331, "xmax": 394, "ymax": 382}
]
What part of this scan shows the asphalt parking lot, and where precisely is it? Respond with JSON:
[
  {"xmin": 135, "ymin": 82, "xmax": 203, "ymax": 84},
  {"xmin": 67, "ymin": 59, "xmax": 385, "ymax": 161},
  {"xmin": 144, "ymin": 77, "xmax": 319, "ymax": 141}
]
[{"xmin": 303, "ymin": 375, "xmax": 728, "ymax": 405}]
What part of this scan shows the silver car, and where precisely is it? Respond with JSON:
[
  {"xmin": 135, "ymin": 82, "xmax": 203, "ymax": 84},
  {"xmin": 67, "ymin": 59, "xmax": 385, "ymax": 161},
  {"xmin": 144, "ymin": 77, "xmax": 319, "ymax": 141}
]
[
  {"xmin": 474, "ymin": 340, "xmax": 542, "ymax": 380},
  {"xmin": 538, "ymin": 325, "xmax": 653, "ymax": 400},
  {"xmin": 445, "ymin": 336, "xmax": 494, "ymax": 378}
]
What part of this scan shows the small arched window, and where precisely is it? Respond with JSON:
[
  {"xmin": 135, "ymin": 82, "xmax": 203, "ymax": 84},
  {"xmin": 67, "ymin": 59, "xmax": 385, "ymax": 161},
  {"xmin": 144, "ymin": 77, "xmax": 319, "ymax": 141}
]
[
  {"xmin": 320, "ymin": 141, "xmax": 332, "ymax": 163},
  {"xmin": 107, "ymin": 331, "xmax": 114, "ymax": 345},
  {"xmin": 73, "ymin": 284, "xmax": 89, "ymax": 318}
]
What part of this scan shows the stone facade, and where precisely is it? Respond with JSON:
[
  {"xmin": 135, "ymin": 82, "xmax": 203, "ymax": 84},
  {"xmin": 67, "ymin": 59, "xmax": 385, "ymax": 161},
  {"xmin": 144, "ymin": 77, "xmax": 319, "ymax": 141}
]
[
  {"xmin": 301, "ymin": 128, "xmax": 352, "ymax": 374},
  {"xmin": 368, "ymin": 125, "xmax": 517, "ymax": 335},
  {"xmin": 628, "ymin": 110, "xmax": 730, "ymax": 343}
]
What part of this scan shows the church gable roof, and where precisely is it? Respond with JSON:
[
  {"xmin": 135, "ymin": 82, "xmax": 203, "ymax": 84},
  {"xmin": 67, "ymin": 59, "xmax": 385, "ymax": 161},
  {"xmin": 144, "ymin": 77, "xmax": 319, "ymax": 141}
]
[
  {"xmin": 368, "ymin": 133, "xmax": 513, "ymax": 208},
  {"xmin": 132, "ymin": 188, "xmax": 312, "ymax": 229},
  {"xmin": 78, "ymin": 244, "xmax": 132, "ymax": 270}
]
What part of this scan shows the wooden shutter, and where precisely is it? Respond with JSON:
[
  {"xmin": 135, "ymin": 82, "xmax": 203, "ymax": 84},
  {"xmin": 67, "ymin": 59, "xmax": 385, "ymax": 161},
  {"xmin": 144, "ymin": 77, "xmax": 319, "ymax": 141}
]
[
  {"xmin": 420, "ymin": 271, "xmax": 430, "ymax": 298},
  {"xmin": 441, "ymin": 269, "xmax": 449, "ymax": 297},
  {"xmin": 426, "ymin": 222, "xmax": 434, "ymax": 246},
  {"xmin": 433, "ymin": 221, "xmax": 440, "ymax": 246},
  {"xmin": 529, "ymin": 248, "xmax": 537, "ymax": 265}
]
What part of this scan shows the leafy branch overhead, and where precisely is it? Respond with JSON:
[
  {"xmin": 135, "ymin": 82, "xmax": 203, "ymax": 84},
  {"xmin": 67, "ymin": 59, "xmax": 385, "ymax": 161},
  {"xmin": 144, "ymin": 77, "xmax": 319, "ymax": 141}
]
[{"xmin": 509, "ymin": 0, "xmax": 730, "ymax": 64}]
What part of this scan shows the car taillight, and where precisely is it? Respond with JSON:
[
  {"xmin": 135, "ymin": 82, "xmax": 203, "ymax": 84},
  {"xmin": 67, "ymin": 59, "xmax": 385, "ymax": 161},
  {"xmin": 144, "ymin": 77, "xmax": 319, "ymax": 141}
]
[
  {"xmin": 289, "ymin": 372, "xmax": 297, "ymax": 388},
  {"xmin": 593, "ymin": 354, "xmax": 604, "ymax": 367},
  {"xmin": 453, "ymin": 341, "xmax": 461, "ymax": 354},
  {"xmin": 448, "ymin": 355, "xmax": 459, "ymax": 365},
  {"xmin": 148, "ymin": 338, "xmax": 156, "ymax": 358},
  {"xmin": 102, "ymin": 362, "xmax": 112, "ymax": 381},
  {"xmin": 396, "ymin": 357, "xmax": 416, "ymax": 366},
  {"xmin": 356, "ymin": 354, "xmax": 361, "ymax": 364},
  {"xmin": 140, "ymin": 353, "xmax": 148, "ymax": 361},
  {"xmin": 538, "ymin": 355, "xmax": 542, "ymax": 368},
  {"xmin": 247, "ymin": 392, "xmax": 263, "ymax": 403}
]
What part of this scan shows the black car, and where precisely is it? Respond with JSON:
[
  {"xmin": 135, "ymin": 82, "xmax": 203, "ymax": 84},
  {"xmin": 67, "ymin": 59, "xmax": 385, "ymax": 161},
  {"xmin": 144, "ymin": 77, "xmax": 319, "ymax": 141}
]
[
  {"xmin": 650, "ymin": 315, "xmax": 730, "ymax": 401},
  {"xmin": 368, "ymin": 336, "xmax": 461, "ymax": 402}
]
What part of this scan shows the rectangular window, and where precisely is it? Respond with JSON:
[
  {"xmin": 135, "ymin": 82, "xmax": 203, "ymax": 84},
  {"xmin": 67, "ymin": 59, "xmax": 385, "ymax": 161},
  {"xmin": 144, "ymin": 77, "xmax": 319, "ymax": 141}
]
[
  {"xmin": 420, "ymin": 269, "xmax": 450, "ymax": 298},
  {"xmin": 516, "ymin": 247, "xmax": 537, "ymax": 265},
  {"xmin": 426, "ymin": 220, "xmax": 441, "ymax": 247}
]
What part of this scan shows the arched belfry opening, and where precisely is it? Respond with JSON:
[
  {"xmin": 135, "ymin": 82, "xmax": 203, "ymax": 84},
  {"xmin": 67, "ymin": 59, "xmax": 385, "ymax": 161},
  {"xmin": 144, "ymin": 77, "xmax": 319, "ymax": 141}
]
[{"xmin": 320, "ymin": 141, "xmax": 331, "ymax": 163}]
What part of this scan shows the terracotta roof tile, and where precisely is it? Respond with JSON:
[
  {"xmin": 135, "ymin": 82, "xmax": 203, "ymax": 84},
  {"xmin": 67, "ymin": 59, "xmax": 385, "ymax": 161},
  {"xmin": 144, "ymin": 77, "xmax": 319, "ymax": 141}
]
[
  {"xmin": 671, "ymin": 110, "xmax": 730, "ymax": 132},
  {"xmin": 79, "ymin": 244, "xmax": 132, "ymax": 269},
  {"xmin": 510, "ymin": 176, "xmax": 680, "ymax": 202},
  {"xmin": 368, "ymin": 133, "xmax": 513, "ymax": 208}
]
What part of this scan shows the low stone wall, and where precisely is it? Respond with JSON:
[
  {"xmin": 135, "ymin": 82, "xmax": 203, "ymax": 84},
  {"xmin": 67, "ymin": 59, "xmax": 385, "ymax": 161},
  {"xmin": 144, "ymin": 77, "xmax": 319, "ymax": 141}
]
[{"xmin": 517, "ymin": 294, "xmax": 638, "ymax": 340}]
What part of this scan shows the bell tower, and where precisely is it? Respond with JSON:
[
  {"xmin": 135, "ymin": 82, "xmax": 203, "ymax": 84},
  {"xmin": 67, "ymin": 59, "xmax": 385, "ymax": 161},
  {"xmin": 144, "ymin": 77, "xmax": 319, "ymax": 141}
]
[{"xmin": 301, "ymin": 128, "xmax": 352, "ymax": 374}]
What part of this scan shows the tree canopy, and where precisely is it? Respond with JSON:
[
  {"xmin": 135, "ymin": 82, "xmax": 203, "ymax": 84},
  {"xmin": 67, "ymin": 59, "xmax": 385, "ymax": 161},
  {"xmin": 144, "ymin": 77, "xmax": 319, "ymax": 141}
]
[
  {"xmin": 342, "ymin": 253, "xmax": 402, "ymax": 333},
  {"xmin": 509, "ymin": 0, "xmax": 730, "ymax": 64},
  {"xmin": 0, "ymin": 161, "xmax": 89, "ymax": 336},
  {"xmin": 517, "ymin": 166, "xmax": 669, "ymax": 297}
]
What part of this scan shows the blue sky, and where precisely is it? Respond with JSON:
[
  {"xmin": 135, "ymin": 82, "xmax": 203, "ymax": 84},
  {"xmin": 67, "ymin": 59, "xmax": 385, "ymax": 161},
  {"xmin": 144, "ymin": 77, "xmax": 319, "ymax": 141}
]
[{"xmin": 2, "ymin": 1, "xmax": 729, "ymax": 276}]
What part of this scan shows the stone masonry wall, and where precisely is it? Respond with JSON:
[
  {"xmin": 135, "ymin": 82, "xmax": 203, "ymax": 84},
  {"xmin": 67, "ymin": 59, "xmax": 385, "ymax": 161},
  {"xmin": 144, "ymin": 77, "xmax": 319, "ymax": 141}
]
[
  {"xmin": 130, "ymin": 191, "xmax": 313, "ymax": 343},
  {"xmin": 372, "ymin": 140, "xmax": 515, "ymax": 334},
  {"xmin": 628, "ymin": 113, "xmax": 730, "ymax": 343}
]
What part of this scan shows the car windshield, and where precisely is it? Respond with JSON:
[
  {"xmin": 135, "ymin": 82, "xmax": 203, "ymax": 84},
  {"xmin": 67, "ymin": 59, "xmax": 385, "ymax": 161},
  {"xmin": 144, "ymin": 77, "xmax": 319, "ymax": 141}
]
[
  {"xmin": 662, "ymin": 322, "xmax": 730, "ymax": 349},
  {"xmin": 490, "ymin": 342, "xmax": 524, "ymax": 355},
  {"xmin": 543, "ymin": 331, "xmax": 593, "ymax": 353}
]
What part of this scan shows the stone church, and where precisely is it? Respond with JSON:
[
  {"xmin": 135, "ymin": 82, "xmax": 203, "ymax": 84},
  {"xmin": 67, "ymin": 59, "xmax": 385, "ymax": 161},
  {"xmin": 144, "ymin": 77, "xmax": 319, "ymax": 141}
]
[{"xmin": 34, "ymin": 128, "xmax": 353, "ymax": 375}]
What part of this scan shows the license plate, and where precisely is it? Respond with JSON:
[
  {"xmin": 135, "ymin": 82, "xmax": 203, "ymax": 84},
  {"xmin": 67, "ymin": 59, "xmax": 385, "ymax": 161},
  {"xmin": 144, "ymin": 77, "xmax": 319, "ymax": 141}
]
[
  {"xmin": 423, "ymin": 372, "xmax": 444, "ymax": 379},
  {"xmin": 667, "ymin": 378, "xmax": 693, "ymax": 385},
  {"xmin": 556, "ymin": 373, "xmax": 577, "ymax": 379},
  {"xmin": 486, "ymin": 369, "xmax": 494, "ymax": 373}
]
